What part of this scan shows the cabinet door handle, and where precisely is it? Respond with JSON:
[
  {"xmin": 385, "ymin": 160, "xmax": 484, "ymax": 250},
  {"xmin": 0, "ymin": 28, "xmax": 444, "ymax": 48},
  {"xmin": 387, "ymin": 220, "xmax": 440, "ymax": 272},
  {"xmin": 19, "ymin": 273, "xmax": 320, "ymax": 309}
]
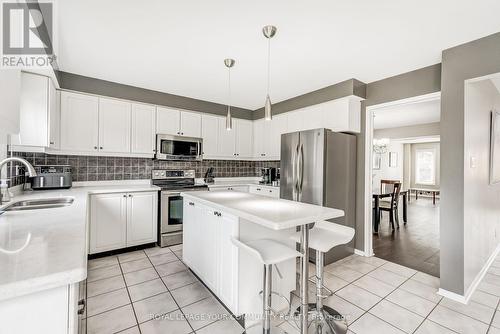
[
  {"xmin": 50, "ymin": 141, "xmax": 55, "ymax": 145},
  {"xmin": 188, "ymin": 202, "xmax": 195, "ymax": 206},
  {"xmin": 123, "ymin": 194, "xmax": 127, "ymax": 198},
  {"xmin": 100, "ymin": 147, "xmax": 103, "ymax": 150},
  {"xmin": 128, "ymin": 194, "xmax": 132, "ymax": 197},
  {"xmin": 94, "ymin": 146, "xmax": 98, "ymax": 150}
]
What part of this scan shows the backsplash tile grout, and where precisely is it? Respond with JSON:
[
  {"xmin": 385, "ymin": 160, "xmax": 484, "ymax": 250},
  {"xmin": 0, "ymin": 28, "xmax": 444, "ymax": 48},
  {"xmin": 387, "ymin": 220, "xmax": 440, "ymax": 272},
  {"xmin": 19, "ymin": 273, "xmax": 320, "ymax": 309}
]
[{"xmin": 6, "ymin": 151, "xmax": 279, "ymax": 187}]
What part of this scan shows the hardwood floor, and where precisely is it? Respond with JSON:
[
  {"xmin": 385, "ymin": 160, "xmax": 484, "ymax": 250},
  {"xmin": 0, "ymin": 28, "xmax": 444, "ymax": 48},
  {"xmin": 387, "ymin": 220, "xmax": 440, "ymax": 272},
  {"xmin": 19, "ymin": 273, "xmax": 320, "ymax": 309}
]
[{"xmin": 373, "ymin": 197, "xmax": 440, "ymax": 277}]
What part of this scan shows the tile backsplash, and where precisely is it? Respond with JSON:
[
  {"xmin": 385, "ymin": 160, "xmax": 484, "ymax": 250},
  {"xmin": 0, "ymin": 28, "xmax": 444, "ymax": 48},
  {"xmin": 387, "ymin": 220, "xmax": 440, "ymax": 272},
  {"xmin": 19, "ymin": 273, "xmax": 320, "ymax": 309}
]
[{"xmin": 7, "ymin": 151, "xmax": 279, "ymax": 187}]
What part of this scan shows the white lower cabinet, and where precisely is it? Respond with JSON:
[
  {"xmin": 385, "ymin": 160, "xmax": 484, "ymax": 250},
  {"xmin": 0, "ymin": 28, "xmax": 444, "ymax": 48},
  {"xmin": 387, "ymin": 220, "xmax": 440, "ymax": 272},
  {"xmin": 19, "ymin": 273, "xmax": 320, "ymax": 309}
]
[
  {"xmin": 183, "ymin": 200, "xmax": 239, "ymax": 313},
  {"xmin": 0, "ymin": 281, "xmax": 84, "ymax": 334},
  {"xmin": 89, "ymin": 191, "xmax": 157, "ymax": 254},
  {"xmin": 126, "ymin": 192, "xmax": 158, "ymax": 247}
]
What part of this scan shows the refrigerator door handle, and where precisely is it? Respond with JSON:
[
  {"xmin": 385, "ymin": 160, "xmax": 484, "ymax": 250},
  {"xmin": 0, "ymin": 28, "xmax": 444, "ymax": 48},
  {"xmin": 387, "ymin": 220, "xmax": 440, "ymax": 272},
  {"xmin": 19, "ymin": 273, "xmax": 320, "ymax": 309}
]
[
  {"xmin": 292, "ymin": 142, "xmax": 299, "ymax": 201},
  {"xmin": 298, "ymin": 143, "xmax": 304, "ymax": 197}
]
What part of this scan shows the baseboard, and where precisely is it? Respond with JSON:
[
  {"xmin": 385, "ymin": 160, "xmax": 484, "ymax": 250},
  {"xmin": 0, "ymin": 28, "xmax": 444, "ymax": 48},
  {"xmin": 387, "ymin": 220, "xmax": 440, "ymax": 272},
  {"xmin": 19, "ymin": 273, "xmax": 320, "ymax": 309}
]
[
  {"xmin": 354, "ymin": 249, "xmax": 373, "ymax": 257},
  {"xmin": 438, "ymin": 243, "xmax": 500, "ymax": 304},
  {"xmin": 437, "ymin": 288, "xmax": 468, "ymax": 304}
]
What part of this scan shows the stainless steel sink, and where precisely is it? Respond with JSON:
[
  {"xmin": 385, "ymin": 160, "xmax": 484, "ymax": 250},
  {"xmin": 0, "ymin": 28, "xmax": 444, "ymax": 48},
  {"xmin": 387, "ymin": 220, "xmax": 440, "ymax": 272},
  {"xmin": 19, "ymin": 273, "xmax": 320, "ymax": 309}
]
[{"xmin": 1, "ymin": 197, "xmax": 74, "ymax": 212}]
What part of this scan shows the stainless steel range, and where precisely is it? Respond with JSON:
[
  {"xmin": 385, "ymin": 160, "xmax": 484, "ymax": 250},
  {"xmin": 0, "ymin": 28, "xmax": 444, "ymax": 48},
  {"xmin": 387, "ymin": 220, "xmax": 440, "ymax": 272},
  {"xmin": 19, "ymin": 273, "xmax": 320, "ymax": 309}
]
[{"xmin": 152, "ymin": 169, "xmax": 208, "ymax": 247}]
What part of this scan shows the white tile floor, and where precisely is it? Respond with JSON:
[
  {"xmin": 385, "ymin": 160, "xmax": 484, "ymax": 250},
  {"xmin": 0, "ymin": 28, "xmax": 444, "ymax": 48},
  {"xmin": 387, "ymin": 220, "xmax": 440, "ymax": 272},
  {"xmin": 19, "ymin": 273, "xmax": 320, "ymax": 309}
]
[{"xmin": 85, "ymin": 245, "xmax": 500, "ymax": 334}]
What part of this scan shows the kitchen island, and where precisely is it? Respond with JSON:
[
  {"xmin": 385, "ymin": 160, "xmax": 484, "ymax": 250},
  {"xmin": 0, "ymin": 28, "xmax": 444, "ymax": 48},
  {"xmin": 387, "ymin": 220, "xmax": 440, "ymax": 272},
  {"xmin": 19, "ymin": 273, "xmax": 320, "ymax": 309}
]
[{"xmin": 181, "ymin": 190, "xmax": 344, "ymax": 332}]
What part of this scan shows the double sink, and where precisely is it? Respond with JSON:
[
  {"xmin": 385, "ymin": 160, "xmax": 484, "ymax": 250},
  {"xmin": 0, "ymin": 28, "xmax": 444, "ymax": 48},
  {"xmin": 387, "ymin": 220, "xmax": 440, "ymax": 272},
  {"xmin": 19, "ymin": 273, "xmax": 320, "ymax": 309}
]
[{"xmin": 0, "ymin": 197, "xmax": 74, "ymax": 215}]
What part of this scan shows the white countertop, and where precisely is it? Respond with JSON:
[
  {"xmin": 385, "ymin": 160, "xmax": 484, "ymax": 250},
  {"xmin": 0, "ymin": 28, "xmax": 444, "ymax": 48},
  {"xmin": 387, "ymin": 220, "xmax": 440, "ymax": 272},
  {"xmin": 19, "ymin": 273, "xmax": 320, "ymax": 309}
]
[
  {"xmin": 181, "ymin": 190, "xmax": 344, "ymax": 230},
  {"xmin": 0, "ymin": 183, "xmax": 159, "ymax": 301}
]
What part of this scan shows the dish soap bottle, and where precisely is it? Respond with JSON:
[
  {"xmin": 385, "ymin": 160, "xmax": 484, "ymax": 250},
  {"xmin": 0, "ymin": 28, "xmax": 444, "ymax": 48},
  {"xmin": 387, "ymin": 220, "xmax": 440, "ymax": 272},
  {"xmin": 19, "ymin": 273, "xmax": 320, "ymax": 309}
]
[{"xmin": 0, "ymin": 179, "xmax": 10, "ymax": 203}]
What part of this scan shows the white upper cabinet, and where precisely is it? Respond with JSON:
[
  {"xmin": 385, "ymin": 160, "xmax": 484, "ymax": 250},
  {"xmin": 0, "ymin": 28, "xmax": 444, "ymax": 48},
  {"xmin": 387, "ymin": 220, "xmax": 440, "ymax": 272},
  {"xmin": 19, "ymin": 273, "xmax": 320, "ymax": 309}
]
[
  {"xmin": 267, "ymin": 114, "xmax": 287, "ymax": 158},
  {"xmin": 48, "ymin": 85, "xmax": 60, "ymax": 149},
  {"xmin": 60, "ymin": 91, "xmax": 99, "ymax": 152},
  {"xmin": 218, "ymin": 118, "xmax": 236, "ymax": 158},
  {"xmin": 201, "ymin": 114, "xmax": 219, "ymax": 158},
  {"xmin": 180, "ymin": 111, "xmax": 202, "ymax": 137},
  {"xmin": 253, "ymin": 119, "xmax": 265, "ymax": 158},
  {"xmin": 286, "ymin": 96, "xmax": 362, "ymax": 134},
  {"xmin": 98, "ymin": 98, "xmax": 131, "ymax": 153},
  {"xmin": 235, "ymin": 119, "xmax": 253, "ymax": 159},
  {"xmin": 156, "ymin": 107, "xmax": 180, "ymax": 135},
  {"xmin": 17, "ymin": 72, "xmax": 49, "ymax": 146},
  {"xmin": 156, "ymin": 107, "xmax": 201, "ymax": 137},
  {"xmin": 12, "ymin": 72, "xmax": 58, "ymax": 148},
  {"xmin": 0, "ymin": 70, "xmax": 20, "ymax": 137},
  {"xmin": 202, "ymin": 115, "xmax": 253, "ymax": 159},
  {"xmin": 131, "ymin": 103, "xmax": 156, "ymax": 154},
  {"xmin": 253, "ymin": 115, "xmax": 286, "ymax": 160}
]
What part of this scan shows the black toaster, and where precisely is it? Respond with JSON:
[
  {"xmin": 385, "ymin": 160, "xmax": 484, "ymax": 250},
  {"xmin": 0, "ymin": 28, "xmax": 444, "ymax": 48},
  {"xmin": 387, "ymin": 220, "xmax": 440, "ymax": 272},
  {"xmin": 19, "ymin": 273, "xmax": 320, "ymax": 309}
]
[{"xmin": 31, "ymin": 165, "xmax": 73, "ymax": 190}]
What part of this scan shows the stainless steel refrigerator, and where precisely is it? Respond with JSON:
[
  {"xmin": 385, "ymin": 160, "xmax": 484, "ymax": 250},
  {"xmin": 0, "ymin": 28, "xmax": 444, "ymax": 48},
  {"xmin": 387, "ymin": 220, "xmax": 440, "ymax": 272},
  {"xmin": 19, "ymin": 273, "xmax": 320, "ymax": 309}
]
[{"xmin": 280, "ymin": 128, "xmax": 356, "ymax": 264}]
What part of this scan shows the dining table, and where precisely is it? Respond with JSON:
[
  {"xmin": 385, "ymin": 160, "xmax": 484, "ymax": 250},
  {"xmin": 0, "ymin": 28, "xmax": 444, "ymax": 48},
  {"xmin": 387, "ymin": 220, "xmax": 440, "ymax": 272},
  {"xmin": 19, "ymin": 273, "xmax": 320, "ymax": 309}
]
[{"xmin": 372, "ymin": 189, "xmax": 408, "ymax": 233}]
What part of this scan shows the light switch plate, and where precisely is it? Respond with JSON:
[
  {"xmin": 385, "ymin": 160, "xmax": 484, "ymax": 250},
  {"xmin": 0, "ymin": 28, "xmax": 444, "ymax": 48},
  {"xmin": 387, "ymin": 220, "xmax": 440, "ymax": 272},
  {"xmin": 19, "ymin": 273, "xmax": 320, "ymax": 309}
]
[{"xmin": 470, "ymin": 156, "xmax": 477, "ymax": 168}]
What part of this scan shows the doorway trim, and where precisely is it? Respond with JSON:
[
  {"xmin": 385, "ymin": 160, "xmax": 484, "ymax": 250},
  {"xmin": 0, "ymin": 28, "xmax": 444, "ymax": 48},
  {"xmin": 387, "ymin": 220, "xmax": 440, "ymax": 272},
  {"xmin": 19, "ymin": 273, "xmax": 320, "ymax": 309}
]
[{"xmin": 364, "ymin": 91, "xmax": 441, "ymax": 257}]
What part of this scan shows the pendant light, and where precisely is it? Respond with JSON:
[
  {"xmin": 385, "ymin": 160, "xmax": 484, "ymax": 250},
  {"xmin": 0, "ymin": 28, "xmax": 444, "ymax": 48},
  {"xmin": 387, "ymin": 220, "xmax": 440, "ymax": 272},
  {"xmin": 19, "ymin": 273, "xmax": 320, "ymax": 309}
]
[
  {"xmin": 224, "ymin": 58, "xmax": 235, "ymax": 130},
  {"xmin": 262, "ymin": 25, "xmax": 277, "ymax": 121}
]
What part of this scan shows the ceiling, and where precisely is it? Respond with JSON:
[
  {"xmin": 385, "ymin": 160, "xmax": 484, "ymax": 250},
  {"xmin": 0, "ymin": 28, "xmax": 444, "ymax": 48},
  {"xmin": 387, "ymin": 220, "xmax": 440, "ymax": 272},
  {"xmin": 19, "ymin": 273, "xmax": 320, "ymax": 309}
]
[
  {"xmin": 373, "ymin": 98, "xmax": 441, "ymax": 129},
  {"xmin": 56, "ymin": 0, "xmax": 500, "ymax": 110}
]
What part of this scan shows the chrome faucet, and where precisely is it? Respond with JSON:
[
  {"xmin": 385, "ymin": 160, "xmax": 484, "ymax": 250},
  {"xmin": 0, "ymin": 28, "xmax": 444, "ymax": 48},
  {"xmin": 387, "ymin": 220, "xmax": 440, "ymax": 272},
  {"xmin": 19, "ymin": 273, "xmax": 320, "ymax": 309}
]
[{"xmin": 0, "ymin": 157, "xmax": 37, "ymax": 204}]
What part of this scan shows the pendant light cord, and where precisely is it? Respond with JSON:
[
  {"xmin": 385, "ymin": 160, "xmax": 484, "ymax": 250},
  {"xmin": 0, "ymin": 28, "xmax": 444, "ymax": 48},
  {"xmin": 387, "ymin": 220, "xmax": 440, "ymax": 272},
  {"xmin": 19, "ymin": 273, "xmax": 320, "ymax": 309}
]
[
  {"xmin": 228, "ymin": 65, "xmax": 232, "ymax": 108},
  {"xmin": 267, "ymin": 37, "xmax": 271, "ymax": 95}
]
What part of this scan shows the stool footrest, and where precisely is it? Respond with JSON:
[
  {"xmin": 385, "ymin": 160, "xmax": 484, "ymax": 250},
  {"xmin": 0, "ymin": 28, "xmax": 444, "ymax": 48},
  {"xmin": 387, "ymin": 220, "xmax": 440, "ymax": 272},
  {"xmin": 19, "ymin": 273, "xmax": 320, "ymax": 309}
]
[
  {"xmin": 258, "ymin": 290, "xmax": 291, "ymax": 316},
  {"xmin": 309, "ymin": 277, "xmax": 334, "ymax": 297}
]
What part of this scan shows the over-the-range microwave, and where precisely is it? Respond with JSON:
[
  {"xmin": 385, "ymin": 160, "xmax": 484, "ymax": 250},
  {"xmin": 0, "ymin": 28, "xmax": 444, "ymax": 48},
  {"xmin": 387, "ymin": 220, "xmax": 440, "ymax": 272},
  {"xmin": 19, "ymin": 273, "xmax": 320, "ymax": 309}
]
[{"xmin": 155, "ymin": 134, "xmax": 203, "ymax": 161}]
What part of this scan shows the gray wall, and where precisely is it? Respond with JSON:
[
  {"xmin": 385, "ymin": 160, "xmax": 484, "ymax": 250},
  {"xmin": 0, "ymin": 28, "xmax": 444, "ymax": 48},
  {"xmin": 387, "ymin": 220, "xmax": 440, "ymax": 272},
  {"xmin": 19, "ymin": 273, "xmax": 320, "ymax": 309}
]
[
  {"xmin": 440, "ymin": 32, "xmax": 500, "ymax": 295},
  {"xmin": 354, "ymin": 63, "xmax": 442, "ymax": 251},
  {"xmin": 374, "ymin": 122, "xmax": 440, "ymax": 140},
  {"xmin": 463, "ymin": 79, "xmax": 500, "ymax": 293},
  {"xmin": 56, "ymin": 71, "xmax": 254, "ymax": 120}
]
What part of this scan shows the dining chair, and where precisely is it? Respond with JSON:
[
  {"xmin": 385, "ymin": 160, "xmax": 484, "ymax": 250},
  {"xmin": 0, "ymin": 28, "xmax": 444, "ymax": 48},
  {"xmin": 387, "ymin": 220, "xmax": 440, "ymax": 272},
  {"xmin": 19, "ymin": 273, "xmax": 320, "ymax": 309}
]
[
  {"xmin": 380, "ymin": 179, "xmax": 400, "ymax": 193},
  {"xmin": 380, "ymin": 182, "xmax": 402, "ymax": 230}
]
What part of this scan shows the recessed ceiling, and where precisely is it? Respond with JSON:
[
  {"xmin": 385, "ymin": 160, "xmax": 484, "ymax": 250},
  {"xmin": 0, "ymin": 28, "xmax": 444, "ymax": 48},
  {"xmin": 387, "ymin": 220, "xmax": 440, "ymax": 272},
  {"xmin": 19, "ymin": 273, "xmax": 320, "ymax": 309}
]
[
  {"xmin": 374, "ymin": 98, "xmax": 441, "ymax": 129},
  {"xmin": 56, "ymin": 0, "xmax": 500, "ymax": 110}
]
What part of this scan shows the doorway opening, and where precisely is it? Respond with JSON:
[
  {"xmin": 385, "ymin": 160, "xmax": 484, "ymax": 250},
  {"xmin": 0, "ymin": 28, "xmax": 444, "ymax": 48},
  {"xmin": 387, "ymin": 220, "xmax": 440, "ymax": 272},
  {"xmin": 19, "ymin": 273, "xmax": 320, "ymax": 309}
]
[{"xmin": 364, "ymin": 92, "xmax": 441, "ymax": 277}]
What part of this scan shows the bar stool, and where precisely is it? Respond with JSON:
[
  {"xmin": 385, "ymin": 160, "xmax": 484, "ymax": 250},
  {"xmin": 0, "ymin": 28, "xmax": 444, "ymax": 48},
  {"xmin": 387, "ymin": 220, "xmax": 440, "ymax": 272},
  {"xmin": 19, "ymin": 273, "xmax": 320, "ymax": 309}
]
[
  {"xmin": 290, "ymin": 221, "xmax": 355, "ymax": 334},
  {"xmin": 231, "ymin": 238, "xmax": 302, "ymax": 334}
]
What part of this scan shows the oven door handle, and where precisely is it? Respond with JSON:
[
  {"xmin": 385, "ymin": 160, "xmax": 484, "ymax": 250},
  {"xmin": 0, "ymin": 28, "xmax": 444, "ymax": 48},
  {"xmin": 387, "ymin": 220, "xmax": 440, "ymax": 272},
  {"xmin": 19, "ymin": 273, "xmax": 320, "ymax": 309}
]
[{"xmin": 161, "ymin": 191, "xmax": 181, "ymax": 196}]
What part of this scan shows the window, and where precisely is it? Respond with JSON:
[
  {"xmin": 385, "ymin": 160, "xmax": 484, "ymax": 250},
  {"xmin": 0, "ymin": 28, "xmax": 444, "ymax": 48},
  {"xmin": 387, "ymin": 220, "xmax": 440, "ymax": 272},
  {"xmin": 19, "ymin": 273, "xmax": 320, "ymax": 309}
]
[{"xmin": 415, "ymin": 149, "xmax": 436, "ymax": 185}]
